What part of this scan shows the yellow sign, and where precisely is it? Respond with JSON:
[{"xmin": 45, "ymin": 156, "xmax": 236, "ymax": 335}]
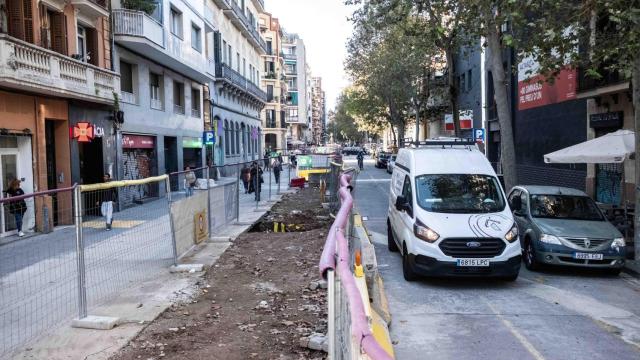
[{"xmin": 194, "ymin": 211, "xmax": 208, "ymax": 244}]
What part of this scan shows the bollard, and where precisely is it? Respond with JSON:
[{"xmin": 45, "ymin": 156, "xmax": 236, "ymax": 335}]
[
  {"xmin": 165, "ymin": 178, "xmax": 178, "ymax": 266},
  {"xmin": 73, "ymin": 186, "xmax": 88, "ymax": 319}
]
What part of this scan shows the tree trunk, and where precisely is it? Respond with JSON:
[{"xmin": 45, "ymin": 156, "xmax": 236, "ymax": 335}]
[
  {"xmin": 446, "ymin": 48, "xmax": 461, "ymax": 137},
  {"xmin": 486, "ymin": 26, "xmax": 518, "ymax": 191},
  {"xmin": 633, "ymin": 52, "xmax": 640, "ymax": 261},
  {"xmin": 389, "ymin": 124, "xmax": 397, "ymax": 146},
  {"xmin": 414, "ymin": 101, "xmax": 420, "ymax": 144}
]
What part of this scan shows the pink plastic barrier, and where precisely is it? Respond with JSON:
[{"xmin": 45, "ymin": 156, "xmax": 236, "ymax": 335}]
[{"xmin": 319, "ymin": 173, "xmax": 393, "ymax": 360}]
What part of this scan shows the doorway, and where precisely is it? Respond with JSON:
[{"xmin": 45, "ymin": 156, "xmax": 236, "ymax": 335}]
[
  {"xmin": 0, "ymin": 149, "xmax": 19, "ymax": 236},
  {"xmin": 165, "ymin": 136, "xmax": 178, "ymax": 190},
  {"xmin": 79, "ymin": 137, "xmax": 105, "ymax": 215},
  {"xmin": 45, "ymin": 120, "xmax": 59, "ymax": 225}
]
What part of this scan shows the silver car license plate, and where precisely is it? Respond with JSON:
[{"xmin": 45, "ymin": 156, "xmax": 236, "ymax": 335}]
[
  {"xmin": 573, "ymin": 253, "xmax": 603, "ymax": 260},
  {"xmin": 456, "ymin": 259, "xmax": 490, "ymax": 267}
]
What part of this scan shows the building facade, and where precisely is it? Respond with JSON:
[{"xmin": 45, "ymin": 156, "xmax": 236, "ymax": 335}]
[
  {"xmin": 282, "ymin": 32, "xmax": 309, "ymax": 147},
  {"xmin": 207, "ymin": 0, "xmax": 267, "ymax": 165},
  {"xmin": 111, "ymin": 0, "xmax": 210, "ymax": 200},
  {"xmin": 311, "ymin": 76, "xmax": 325, "ymax": 145},
  {"xmin": 259, "ymin": 12, "xmax": 287, "ymax": 152},
  {"xmin": 0, "ymin": 0, "xmax": 119, "ymax": 234}
]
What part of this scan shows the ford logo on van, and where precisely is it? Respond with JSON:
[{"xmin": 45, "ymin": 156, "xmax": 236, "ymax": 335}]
[{"xmin": 466, "ymin": 241, "xmax": 482, "ymax": 248}]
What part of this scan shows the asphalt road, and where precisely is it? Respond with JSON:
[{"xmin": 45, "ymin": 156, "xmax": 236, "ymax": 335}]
[{"xmin": 349, "ymin": 157, "xmax": 640, "ymax": 360}]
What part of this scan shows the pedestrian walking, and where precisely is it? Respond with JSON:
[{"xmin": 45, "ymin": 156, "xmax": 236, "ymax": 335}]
[
  {"xmin": 263, "ymin": 150, "xmax": 270, "ymax": 169},
  {"xmin": 184, "ymin": 166, "xmax": 197, "ymax": 197},
  {"xmin": 250, "ymin": 162, "xmax": 264, "ymax": 201},
  {"xmin": 241, "ymin": 164, "xmax": 251, "ymax": 193},
  {"xmin": 100, "ymin": 174, "xmax": 116, "ymax": 231},
  {"xmin": 273, "ymin": 158, "xmax": 282, "ymax": 184},
  {"xmin": 357, "ymin": 150, "xmax": 364, "ymax": 171},
  {"xmin": 6, "ymin": 179, "xmax": 27, "ymax": 237},
  {"xmin": 290, "ymin": 154, "xmax": 297, "ymax": 168}
]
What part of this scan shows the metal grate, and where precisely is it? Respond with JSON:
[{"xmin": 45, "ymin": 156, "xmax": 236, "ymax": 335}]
[
  {"xmin": 564, "ymin": 237, "xmax": 610, "ymax": 249},
  {"xmin": 439, "ymin": 238, "xmax": 506, "ymax": 258}
]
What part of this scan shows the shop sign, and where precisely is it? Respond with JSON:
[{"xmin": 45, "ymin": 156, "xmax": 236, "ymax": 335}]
[
  {"xmin": 94, "ymin": 126, "xmax": 105, "ymax": 138},
  {"xmin": 297, "ymin": 155, "xmax": 313, "ymax": 168},
  {"xmin": 194, "ymin": 210, "xmax": 208, "ymax": 244},
  {"xmin": 122, "ymin": 134, "xmax": 155, "ymax": 149},
  {"xmin": 183, "ymin": 137, "xmax": 203, "ymax": 149},
  {"xmin": 473, "ymin": 128, "xmax": 485, "ymax": 143},
  {"xmin": 444, "ymin": 114, "xmax": 454, "ymax": 131},
  {"xmin": 517, "ymin": 55, "xmax": 576, "ymax": 110},
  {"xmin": 71, "ymin": 122, "xmax": 94, "ymax": 142},
  {"xmin": 460, "ymin": 110, "xmax": 473, "ymax": 129},
  {"xmin": 589, "ymin": 111, "xmax": 623, "ymax": 129}
]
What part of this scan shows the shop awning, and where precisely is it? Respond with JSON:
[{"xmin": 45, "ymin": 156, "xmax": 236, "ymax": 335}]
[{"xmin": 544, "ymin": 129, "xmax": 635, "ymax": 164}]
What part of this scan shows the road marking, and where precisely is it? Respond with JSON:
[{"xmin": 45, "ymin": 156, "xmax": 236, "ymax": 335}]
[{"xmin": 485, "ymin": 300, "xmax": 546, "ymax": 360}]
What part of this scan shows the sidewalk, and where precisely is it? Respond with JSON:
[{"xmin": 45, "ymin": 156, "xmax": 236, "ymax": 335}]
[{"xmin": 6, "ymin": 167, "xmax": 298, "ymax": 359}]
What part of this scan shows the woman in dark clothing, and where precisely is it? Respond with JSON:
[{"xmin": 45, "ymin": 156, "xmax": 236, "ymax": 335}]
[
  {"xmin": 7, "ymin": 179, "xmax": 27, "ymax": 237},
  {"xmin": 249, "ymin": 162, "xmax": 263, "ymax": 201},
  {"xmin": 241, "ymin": 164, "xmax": 251, "ymax": 193}
]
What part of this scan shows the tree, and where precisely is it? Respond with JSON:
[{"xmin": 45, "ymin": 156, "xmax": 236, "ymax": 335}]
[
  {"xmin": 328, "ymin": 93, "xmax": 367, "ymax": 144},
  {"xmin": 122, "ymin": 0, "xmax": 158, "ymax": 14}
]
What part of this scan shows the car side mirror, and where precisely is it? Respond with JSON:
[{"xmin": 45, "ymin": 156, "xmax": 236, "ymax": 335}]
[{"xmin": 510, "ymin": 196, "xmax": 522, "ymax": 212}]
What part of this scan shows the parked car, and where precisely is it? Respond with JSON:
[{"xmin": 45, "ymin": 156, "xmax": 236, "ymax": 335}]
[
  {"xmin": 386, "ymin": 155, "xmax": 397, "ymax": 174},
  {"xmin": 342, "ymin": 147, "xmax": 363, "ymax": 156},
  {"xmin": 507, "ymin": 185, "xmax": 626, "ymax": 275},
  {"xmin": 387, "ymin": 140, "xmax": 521, "ymax": 281},
  {"xmin": 375, "ymin": 152, "xmax": 391, "ymax": 168}
]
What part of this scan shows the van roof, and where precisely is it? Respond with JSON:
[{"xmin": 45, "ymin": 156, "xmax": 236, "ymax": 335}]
[{"xmin": 398, "ymin": 147, "xmax": 496, "ymax": 176}]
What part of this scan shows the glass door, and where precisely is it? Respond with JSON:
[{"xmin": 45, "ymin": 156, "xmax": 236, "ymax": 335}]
[{"xmin": 0, "ymin": 152, "xmax": 19, "ymax": 236}]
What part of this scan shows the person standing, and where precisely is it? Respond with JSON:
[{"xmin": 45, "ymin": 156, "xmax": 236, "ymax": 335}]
[
  {"xmin": 100, "ymin": 174, "xmax": 116, "ymax": 231},
  {"xmin": 263, "ymin": 150, "xmax": 270, "ymax": 169},
  {"xmin": 241, "ymin": 164, "xmax": 251, "ymax": 193},
  {"xmin": 273, "ymin": 157, "xmax": 282, "ymax": 184},
  {"xmin": 184, "ymin": 166, "xmax": 197, "ymax": 197},
  {"xmin": 7, "ymin": 179, "xmax": 27, "ymax": 237},
  {"xmin": 290, "ymin": 154, "xmax": 297, "ymax": 168},
  {"xmin": 250, "ymin": 162, "xmax": 263, "ymax": 201},
  {"xmin": 357, "ymin": 150, "xmax": 364, "ymax": 171}
]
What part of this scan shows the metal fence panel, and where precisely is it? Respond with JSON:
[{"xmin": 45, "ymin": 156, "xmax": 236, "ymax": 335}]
[{"xmin": 0, "ymin": 187, "xmax": 76, "ymax": 356}]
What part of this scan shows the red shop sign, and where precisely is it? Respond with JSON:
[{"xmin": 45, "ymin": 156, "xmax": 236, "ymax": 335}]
[
  {"xmin": 122, "ymin": 134, "xmax": 155, "ymax": 149},
  {"xmin": 70, "ymin": 122, "xmax": 94, "ymax": 142}
]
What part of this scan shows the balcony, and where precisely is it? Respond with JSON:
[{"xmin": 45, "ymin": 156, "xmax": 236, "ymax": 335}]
[
  {"xmin": 150, "ymin": 98, "xmax": 163, "ymax": 110},
  {"xmin": 174, "ymin": 104, "xmax": 185, "ymax": 114},
  {"xmin": 0, "ymin": 34, "xmax": 119, "ymax": 105},
  {"xmin": 577, "ymin": 66, "xmax": 630, "ymax": 96},
  {"xmin": 113, "ymin": 9, "xmax": 210, "ymax": 83},
  {"xmin": 191, "ymin": 108, "xmax": 200, "ymax": 118},
  {"xmin": 224, "ymin": 0, "xmax": 268, "ymax": 54},
  {"xmin": 216, "ymin": 63, "xmax": 267, "ymax": 103},
  {"xmin": 121, "ymin": 91, "xmax": 137, "ymax": 104},
  {"xmin": 70, "ymin": 0, "xmax": 108, "ymax": 18}
]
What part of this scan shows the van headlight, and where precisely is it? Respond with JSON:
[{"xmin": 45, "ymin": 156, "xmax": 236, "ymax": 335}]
[
  {"xmin": 504, "ymin": 224, "xmax": 518, "ymax": 242},
  {"xmin": 612, "ymin": 237, "xmax": 626, "ymax": 249},
  {"xmin": 540, "ymin": 234, "xmax": 562, "ymax": 245},
  {"xmin": 414, "ymin": 219, "xmax": 439, "ymax": 243}
]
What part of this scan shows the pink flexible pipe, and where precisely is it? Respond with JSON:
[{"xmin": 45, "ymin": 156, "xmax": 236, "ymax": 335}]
[{"xmin": 319, "ymin": 173, "xmax": 393, "ymax": 360}]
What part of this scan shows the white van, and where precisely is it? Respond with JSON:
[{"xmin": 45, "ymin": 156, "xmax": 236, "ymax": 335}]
[{"xmin": 387, "ymin": 140, "xmax": 521, "ymax": 281}]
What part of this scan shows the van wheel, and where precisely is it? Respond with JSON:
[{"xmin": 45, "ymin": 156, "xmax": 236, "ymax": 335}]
[
  {"xmin": 387, "ymin": 219, "xmax": 399, "ymax": 252},
  {"xmin": 402, "ymin": 244, "xmax": 419, "ymax": 282},
  {"xmin": 524, "ymin": 239, "xmax": 541, "ymax": 271}
]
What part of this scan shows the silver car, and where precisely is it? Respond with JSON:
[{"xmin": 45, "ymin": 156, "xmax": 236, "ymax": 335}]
[{"xmin": 507, "ymin": 185, "xmax": 626, "ymax": 275}]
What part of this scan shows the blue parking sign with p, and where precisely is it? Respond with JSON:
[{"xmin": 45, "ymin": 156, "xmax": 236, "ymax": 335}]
[
  {"xmin": 474, "ymin": 128, "xmax": 485, "ymax": 143},
  {"xmin": 203, "ymin": 130, "xmax": 216, "ymax": 145}
]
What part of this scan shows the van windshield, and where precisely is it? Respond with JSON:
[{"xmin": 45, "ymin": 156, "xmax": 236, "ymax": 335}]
[{"xmin": 415, "ymin": 174, "xmax": 506, "ymax": 213}]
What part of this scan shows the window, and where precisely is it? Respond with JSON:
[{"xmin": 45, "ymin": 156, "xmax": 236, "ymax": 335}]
[
  {"xmin": 120, "ymin": 60, "xmax": 136, "ymax": 103},
  {"xmin": 415, "ymin": 174, "xmax": 506, "ymax": 213},
  {"xmin": 191, "ymin": 23, "xmax": 201, "ymax": 52},
  {"xmin": 191, "ymin": 88, "xmax": 200, "ymax": 117},
  {"xmin": 222, "ymin": 40, "xmax": 227, "ymax": 64},
  {"xmin": 401, "ymin": 176, "xmax": 413, "ymax": 216},
  {"xmin": 228, "ymin": 44, "xmax": 232, "ymax": 66},
  {"xmin": 242, "ymin": 58, "xmax": 246, "ymax": 77},
  {"xmin": 224, "ymin": 120, "xmax": 230, "ymax": 155},
  {"xmin": 460, "ymin": 73, "xmax": 466, "ymax": 92},
  {"xmin": 77, "ymin": 25, "xmax": 86, "ymax": 61},
  {"xmin": 267, "ymin": 85, "xmax": 274, "ymax": 102},
  {"xmin": 236, "ymin": 53, "xmax": 240, "ymax": 72},
  {"xmin": 149, "ymin": 72, "xmax": 162, "ymax": 110},
  {"xmin": 173, "ymin": 81, "xmax": 184, "ymax": 114},
  {"xmin": 467, "ymin": 69, "xmax": 472, "ymax": 91},
  {"xmin": 266, "ymin": 40, "xmax": 273, "ymax": 55},
  {"xmin": 235, "ymin": 123, "xmax": 240, "ymax": 154},
  {"xmin": 170, "ymin": 7, "xmax": 182, "ymax": 38}
]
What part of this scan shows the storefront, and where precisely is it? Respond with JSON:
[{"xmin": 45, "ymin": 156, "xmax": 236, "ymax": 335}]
[
  {"xmin": 121, "ymin": 134, "xmax": 158, "ymax": 206},
  {"xmin": 0, "ymin": 135, "xmax": 35, "ymax": 236},
  {"xmin": 182, "ymin": 137, "xmax": 203, "ymax": 169}
]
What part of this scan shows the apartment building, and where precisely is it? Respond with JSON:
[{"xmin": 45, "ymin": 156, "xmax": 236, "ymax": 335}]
[
  {"xmin": 206, "ymin": 0, "xmax": 267, "ymax": 165},
  {"xmin": 311, "ymin": 76, "xmax": 325, "ymax": 145},
  {"xmin": 281, "ymin": 32, "xmax": 309, "ymax": 148},
  {"xmin": 0, "ymin": 0, "xmax": 119, "ymax": 234},
  {"xmin": 258, "ymin": 12, "xmax": 287, "ymax": 152}
]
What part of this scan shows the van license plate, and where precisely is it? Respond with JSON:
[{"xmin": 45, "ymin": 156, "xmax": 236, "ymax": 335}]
[
  {"xmin": 456, "ymin": 259, "xmax": 490, "ymax": 267},
  {"xmin": 573, "ymin": 253, "xmax": 603, "ymax": 260}
]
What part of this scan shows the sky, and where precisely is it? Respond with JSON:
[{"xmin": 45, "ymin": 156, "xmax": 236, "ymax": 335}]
[{"xmin": 265, "ymin": 0, "xmax": 355, "ymax": 112}]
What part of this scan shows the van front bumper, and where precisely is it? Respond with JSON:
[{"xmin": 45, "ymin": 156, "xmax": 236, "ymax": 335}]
[{"xmin": 408, "ymin": 254, "xmax": 522, "ymax": 277}]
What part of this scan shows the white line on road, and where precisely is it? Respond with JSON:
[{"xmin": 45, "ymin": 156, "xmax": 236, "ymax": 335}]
[{"xmin": 485, "ymin": 300, "xmax": 546, "ymax": 360}]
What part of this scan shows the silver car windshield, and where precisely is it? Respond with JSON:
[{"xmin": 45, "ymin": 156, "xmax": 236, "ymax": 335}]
[
  {"xmin": 530, "ymin": 194, "xmax": 604, "ymax": 221},
  {"xmin": 415, "ymin": 174, "xmax": 506, "ymax": 213}
]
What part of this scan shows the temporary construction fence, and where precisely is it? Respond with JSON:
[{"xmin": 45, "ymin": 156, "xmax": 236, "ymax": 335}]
[
  {"xmin": 0, "ymin": 160, "xmax": 295, "ymax": 357},
  {"xmin": 319, "ymin": 171, "xmax": 393, "ymax": 360}
]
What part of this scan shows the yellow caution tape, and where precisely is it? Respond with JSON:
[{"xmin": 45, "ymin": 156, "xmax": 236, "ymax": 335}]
[{"xmin": 80, "ymin": 175, "xmax": 169, "ymax": 192}]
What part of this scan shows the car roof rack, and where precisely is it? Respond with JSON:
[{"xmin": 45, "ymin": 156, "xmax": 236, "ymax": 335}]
[{"xmin": 399, "ymin": 137, "xmax": 476, "ymax": 149}]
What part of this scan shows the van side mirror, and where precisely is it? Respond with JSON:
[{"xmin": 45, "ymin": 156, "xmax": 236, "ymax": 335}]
[{"xmin": 395, "ymin": 195, "xmax": 412, "ymax": 216}]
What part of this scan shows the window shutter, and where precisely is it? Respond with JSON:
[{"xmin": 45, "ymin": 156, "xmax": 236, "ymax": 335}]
[
  {"xmin": 86, "ymin": 27, "xmax": 99, "ymax": 66},
  {"xmin": 22, "ymin": 0, "xmax": 34, "ymax": 43},
  {"xmin": 213, "ymin": 31, "xmax": 221, "ymax": 64},
  {"xmin": 6, "ymin": 0, "xmax": 25, "ymax": 41},
  {"xmin": 50, "ymin": 12, "xmax": 67, "ymax": 56}
]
